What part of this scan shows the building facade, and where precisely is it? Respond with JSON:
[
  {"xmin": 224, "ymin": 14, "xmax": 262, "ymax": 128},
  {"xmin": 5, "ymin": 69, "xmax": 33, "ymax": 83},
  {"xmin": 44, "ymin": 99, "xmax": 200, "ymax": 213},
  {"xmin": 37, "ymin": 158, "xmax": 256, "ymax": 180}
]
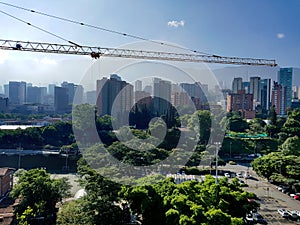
[
  {"xmin": 227, "ymin": 90, "xmax": 255, "ymax": 119},
  {"xmin": 278, "ymin": 68, "xmax": 293, "ymax": 111},
  {"xmin": 0, "ymin": 167, "xmax": 14, "ymax": 197},
  {"xmin": 232, "ymin": 77, "xmax": 243, "ymax": 94}
]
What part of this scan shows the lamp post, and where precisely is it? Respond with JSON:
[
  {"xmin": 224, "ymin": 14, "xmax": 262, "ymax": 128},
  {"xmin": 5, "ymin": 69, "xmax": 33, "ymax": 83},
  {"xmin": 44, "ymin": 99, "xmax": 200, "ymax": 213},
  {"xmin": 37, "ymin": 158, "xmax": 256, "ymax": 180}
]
[
  {"xmin": 229, "ymin": 141, "xmax": 232, "ymax": 159},
  {"xmin": 214, "ymin": 142, "xmax": 221, "ymax": 185},
  {"xmin": 18, "ymin": 145, "xmax": 23, "ymax": 169}
]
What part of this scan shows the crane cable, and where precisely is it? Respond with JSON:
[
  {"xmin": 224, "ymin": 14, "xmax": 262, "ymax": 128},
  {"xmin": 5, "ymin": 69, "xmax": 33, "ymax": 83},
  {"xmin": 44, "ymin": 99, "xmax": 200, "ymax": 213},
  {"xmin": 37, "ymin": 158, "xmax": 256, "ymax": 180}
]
[
  {"xmin": 0, "ymin": 1, "xmax": 213, "ymax": 56},
  {"xmin": 0, "ymin": 9, "xmax": 81, "ymax": 47}
]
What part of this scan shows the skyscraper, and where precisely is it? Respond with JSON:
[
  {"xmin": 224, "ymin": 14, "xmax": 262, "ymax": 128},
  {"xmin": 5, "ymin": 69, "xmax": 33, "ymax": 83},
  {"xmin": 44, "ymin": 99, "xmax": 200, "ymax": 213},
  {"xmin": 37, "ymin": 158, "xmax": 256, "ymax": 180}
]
[
  {"xmin": 278, "ymin": 68, "xmax": 293, "ymax": 110},
  {"xmin": 260, "ymin": 79, "xmax": 271, "ymax": 112},
  {"xmin": 250, "ymin": 77, "xmax": 261, "ymax": 103},
  {"xmin": 153, "ymin": 78, "xmax": 171, "ymax": 115},
  {"xmin": 271, "ymin": 81, "xmax": 285, "ymax": 115},
  {"xmin": 242, "ymin": 81, "xmax": 250, "ymax": 94},
  {"xmin": 9, "ymin": 81, "xmax": 26, "ymax": 105},
  {"xmin": 27, "ymin": 86, "xmax": 43, "ymax": 104},
  {"xmin": 135, "ymin": 80, "xmax": 142, "ymax": 92},
  {"xmin": 96, "ymin": 74, "xmax": 133, "ymax": 116},
  {"xmin": 232, "ymin": 77, "xmax": 243, "ymax": 94},
  {"xmin": 54, "ymin": 86, "xmax": 69, "ymax": 113},
  {"xmin": 61, "ymin": 81, "xmax": 76, "ymax": 104}
]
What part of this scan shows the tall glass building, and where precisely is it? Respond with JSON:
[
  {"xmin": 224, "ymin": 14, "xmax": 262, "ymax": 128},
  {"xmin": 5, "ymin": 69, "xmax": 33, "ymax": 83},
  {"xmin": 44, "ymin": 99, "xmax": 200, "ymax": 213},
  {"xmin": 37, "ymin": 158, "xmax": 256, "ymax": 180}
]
[{"xmin": 278, "ymin": 68, "xmax": 293, "ymax": 111}]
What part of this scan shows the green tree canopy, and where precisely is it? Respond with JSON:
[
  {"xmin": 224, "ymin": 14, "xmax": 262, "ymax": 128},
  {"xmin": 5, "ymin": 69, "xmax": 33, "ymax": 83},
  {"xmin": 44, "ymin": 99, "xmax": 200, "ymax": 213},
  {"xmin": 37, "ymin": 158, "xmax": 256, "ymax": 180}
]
[{"xmin": 10, "ymin": 168, "xmax": 71, "ymax": 225}]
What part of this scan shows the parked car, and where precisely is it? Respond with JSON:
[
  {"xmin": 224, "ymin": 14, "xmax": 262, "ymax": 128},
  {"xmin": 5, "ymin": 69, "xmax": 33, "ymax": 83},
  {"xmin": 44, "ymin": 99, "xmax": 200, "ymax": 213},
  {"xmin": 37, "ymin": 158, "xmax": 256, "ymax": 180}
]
[
  {"xmin": 237, "ymin": 173, "xmax": 243, "ymax": 178},
  {"xmin": 224, "ymin": 173, "xmax": 231, "ymax": 178},
  {"xmin": 293, "ymin": 210, "xmax": 300, "ymax": 217},
  {"xmin": 228, "ymin": 161, "xmax": 236, "ymax": 165},
  {"xmin": 244, "ymin": 214, "xmax": 254, "ymax": 225},
  {"xmin": 277, "ymin": 208, "xmax": 289, "ymax": 218},
  {"xmin": 252, "ymin": 213, "xmax": 267, "ymax": 224},
  {"xmin": 287, "ymin": 210, "xmax": 298, "ymax": 220}
]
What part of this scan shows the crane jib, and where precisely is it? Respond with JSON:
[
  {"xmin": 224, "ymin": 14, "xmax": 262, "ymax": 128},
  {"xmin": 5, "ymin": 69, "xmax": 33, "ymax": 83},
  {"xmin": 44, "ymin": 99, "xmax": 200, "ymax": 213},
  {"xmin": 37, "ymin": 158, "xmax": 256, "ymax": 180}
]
[{"xmin": 0, "ymin": 39, "xmax": 277, "ymax": 67}]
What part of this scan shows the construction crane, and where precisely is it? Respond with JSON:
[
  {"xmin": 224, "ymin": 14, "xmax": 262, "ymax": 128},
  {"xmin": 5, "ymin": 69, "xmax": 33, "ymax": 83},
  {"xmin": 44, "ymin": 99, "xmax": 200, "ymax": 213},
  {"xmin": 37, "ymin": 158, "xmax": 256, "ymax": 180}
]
[{"xmin": 0, "ymin": 39, "xmax": 277, "ymax": 67}]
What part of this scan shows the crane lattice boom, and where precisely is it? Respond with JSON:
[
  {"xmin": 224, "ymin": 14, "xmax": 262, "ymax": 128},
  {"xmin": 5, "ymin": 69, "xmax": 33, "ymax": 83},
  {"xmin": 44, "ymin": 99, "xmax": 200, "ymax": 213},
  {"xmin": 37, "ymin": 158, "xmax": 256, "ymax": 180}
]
[{"xmin": 0, "ymin": 39, "xmax": 277, "ymax": 66}]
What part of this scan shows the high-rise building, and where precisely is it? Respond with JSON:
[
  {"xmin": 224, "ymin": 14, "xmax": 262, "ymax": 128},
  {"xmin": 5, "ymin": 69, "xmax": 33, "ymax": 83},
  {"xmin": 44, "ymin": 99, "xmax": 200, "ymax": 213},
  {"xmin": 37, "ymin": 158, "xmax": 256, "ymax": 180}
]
[
  {"xmin": 153, "ymin": 78, "xmax": 171, "ymax": 115},
  {"xmin": 3, "ymin": 84, "xmax": 9, "ymax": 98},
  {"xmin": 61, "ymin": 81, "xmax": 76, "ymax": 104},
  {"xmin": 260, "ymin": 79, "xmax": 271, "ymax": 111},
  {"xmin": 171, "ymin": 92, "xmax": 189, "ymax": 106},
  {"xmin": 232, "ymin": 77, "xmax": 243, "ymax": 94},
  {"xmin": 292, "ymin": 85, "xmax": 298, "ymax": 99},
  {"xmin": 278, "ymin": 68, "xmax": 293, "ymax": 110},
  {"xmin": 48, "ymin": 84, "xmax": 56, "ymax": 96},
  {"xmin": 271, "ymin": 81, "xmax": 285, "ymax": 115},
  {"xmin": 0, "ymin": 97, "xmax": 9, "ymax": 113},
  {"xmin": 54, "ymin": 86, "xmax": 70, "ymax": 113},
  {"xmin": 227, "ymin": 90, "xmax": 255, "ymax": 119},
  {"xmin": 27, "ymin": 86, "xmax": 43, "ymax": 104},
  {"xmin": 135, "ymin": 80, "xmax": 142, "ymax": 92},
  {"xmin": 143, "ymin": 85, "xmax": 152, "ymax": 95},
  {"xmin": 85, "ymin": 90, "xmax": 96, "ymax": 104},
  {"xmin": 74, "ymin": 85, "xmax": 84, "ymax": 105},
  {"xmin": 250, "ymin": 77, "xmax": 261, "ymax": 103},
  {"xmin": 9, "ymin": 81, "xmax": 26, "ymax": 105},
  {"xmin": 96, "ymin": 74, "xmax": 133, "ymax": 116},
  {"xmin": 242, "ymin": 81, "xmax": 250, "ymax": 94}
]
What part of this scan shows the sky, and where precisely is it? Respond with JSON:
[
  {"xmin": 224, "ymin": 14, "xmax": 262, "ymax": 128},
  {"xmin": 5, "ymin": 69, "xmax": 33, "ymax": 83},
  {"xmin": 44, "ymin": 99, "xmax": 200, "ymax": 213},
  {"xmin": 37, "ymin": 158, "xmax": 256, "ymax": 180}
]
[{"xmin": 0, "ymin": 0, "xmax": 299, "ymax": 89}]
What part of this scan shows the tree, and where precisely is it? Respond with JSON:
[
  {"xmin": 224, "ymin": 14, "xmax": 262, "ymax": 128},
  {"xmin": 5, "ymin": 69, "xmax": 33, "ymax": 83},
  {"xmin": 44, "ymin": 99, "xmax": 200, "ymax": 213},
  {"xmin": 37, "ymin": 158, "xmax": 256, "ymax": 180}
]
[
  {"xmin": 57, "ymin": 200, "xmax": 90, "ymax": 225},
  {"xmin": 248, "ymin": 118, "xmax": 266, "ymax": 134},
  {"xmin": 227, "ymin": 114, "xmax": 249, "ymax": 132},
  {"xmin": 281, "ymin": 136, "xmax": 300, "ymax": 156},
  {"xmin": 75, "ymin": 160, "xmax": 131, "ymax": 225},
  {"xmin": 188, "ymin": 110, "xmax": 212, "ymax": 144},
  {"xmin": 10, "ymin": 168, "xmax": 71, "ymax": 225}
]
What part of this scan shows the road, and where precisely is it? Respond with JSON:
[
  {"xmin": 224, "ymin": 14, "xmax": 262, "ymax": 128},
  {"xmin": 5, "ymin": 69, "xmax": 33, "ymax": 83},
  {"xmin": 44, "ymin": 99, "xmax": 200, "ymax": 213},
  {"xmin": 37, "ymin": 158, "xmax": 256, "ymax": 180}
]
[{"xmin": 223, "ymin": 164, "xmax": 300, "ymax": 225}]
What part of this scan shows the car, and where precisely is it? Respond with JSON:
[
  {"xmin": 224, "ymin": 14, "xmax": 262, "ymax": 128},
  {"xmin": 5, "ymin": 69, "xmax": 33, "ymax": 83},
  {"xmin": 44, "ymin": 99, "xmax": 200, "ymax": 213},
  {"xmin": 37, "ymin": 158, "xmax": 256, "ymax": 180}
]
[
  {"xmin": 293, "ymin": 210, "xmax": 300, "ymax": 217},
  {"xmin": 228, "ymin": 160, "xmax": 236, "ymax": 165},
  {"xmin": 244, "ymin": 214, "xmax": 254, "ymax": 225},
  {"xmin": 237, "ymin": 173, "xmax": 243, "ymax": 178},
  {"xmin": 287, "ymin": 210, "xmax": 298, "ymax": 220},
  {"xmin": 277, "ymin": 208, "xmax": 289, "ymax": 218},
  {"xmin": 224, "ymin": 173, "xmax": 231, "ymax": 178},
  {"xmin": 252, "ymin": 213, "xmax": 267, "ymax": 224},
  {"xmin": 239, "ymin": 179, "xmax": 245, "ymax": 184}
]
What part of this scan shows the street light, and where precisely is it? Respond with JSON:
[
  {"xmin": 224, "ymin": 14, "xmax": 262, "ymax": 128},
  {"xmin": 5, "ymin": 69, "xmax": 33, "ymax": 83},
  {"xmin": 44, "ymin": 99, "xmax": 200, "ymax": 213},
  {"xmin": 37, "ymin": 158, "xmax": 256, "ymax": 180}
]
[
  {"xmin": 229, "ymin": 141, "xmax": 232, "ymax": 159},
  {"xmin": 17, "ymin": 145, "xmax": 23, "ymax": 169},
  {"xmin": 214, "ymin": 142, "xmax": 221, "ymax": 185}
]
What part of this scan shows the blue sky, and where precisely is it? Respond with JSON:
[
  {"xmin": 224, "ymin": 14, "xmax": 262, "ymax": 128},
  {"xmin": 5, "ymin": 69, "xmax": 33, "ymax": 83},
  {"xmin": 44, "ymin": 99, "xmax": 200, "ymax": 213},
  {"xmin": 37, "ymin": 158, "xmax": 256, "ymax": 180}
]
[{"xmin": 0, "ymin": 0, "xmax": 299, "ymax": 87}]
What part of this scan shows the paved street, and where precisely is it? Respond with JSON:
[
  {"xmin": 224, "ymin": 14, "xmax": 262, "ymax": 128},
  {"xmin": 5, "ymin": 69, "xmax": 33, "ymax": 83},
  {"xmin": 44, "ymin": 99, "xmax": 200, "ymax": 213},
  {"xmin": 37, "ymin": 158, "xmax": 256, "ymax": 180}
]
[{"xmin": 223, "ymin": 164, "xmax": 300, "ymax": 224}]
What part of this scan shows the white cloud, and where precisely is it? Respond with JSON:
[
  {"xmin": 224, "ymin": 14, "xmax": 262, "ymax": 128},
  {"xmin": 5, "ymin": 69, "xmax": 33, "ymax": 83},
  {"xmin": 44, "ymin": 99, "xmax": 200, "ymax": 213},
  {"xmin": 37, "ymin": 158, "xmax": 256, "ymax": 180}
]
[
  {"xmin": 277, "ymin": 33, "xmax": 285, "ymax": 39},
  {"xmin": 167, "ymin": 20, "xmax": 185, "ymax": 28}
]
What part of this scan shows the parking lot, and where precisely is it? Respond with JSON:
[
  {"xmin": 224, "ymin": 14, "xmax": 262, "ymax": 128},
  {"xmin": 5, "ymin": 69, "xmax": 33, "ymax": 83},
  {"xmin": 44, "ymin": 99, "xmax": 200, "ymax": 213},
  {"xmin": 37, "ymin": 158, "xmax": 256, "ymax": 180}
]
[{"xmin": 223, "ymin": 163, "xmax": 300, "ymax": 224}]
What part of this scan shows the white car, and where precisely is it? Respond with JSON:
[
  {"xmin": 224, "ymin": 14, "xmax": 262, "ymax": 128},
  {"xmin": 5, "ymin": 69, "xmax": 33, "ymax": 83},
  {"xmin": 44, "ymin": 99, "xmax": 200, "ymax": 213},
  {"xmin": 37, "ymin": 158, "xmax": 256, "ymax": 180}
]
[
  {"xmin": 277, "ymin": 208, "xmax": 289, "ymax": 218},
  {"xmin": 224, "ymin": 173, "xmax": 230, "ymax": 178}
]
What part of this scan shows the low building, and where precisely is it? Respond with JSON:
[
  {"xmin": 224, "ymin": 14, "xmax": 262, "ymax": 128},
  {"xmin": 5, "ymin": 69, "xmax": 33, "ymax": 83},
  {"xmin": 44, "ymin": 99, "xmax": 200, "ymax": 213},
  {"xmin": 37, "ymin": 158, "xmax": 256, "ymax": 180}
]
[{"xmin": 0, "ymin": 168, "xmax": 14, "ymax": 197}]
